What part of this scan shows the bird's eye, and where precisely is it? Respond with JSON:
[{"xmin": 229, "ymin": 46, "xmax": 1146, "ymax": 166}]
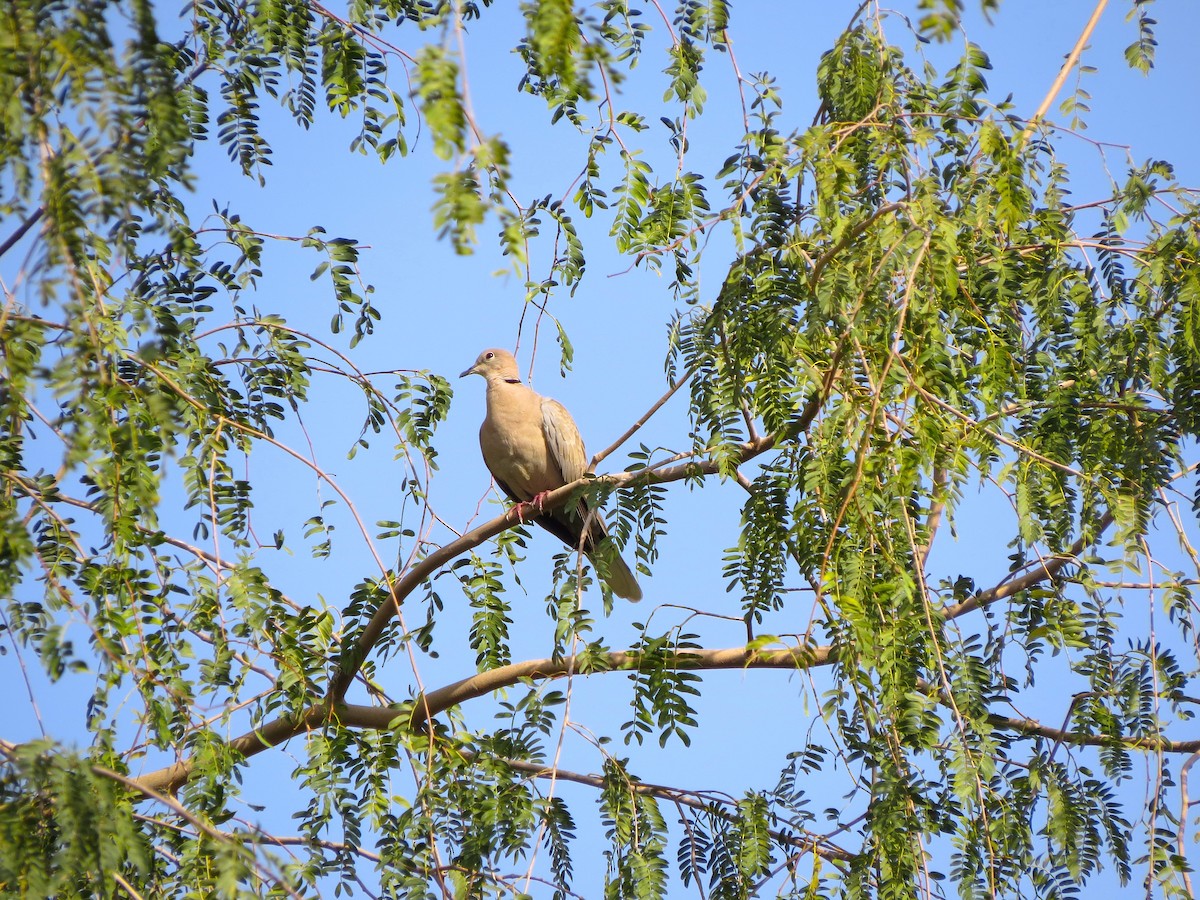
[{"xmin": 485, "ymin": 352, "xmax": 494, "ymax": 360}]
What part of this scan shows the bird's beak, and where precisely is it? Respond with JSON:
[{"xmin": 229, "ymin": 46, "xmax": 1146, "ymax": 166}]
[{"xmin": 459, "ymin": 365, "xmax": 477, "ymax": 378}]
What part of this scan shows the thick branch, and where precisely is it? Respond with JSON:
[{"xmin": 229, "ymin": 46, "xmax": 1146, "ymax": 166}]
[
  {"xmin": 135, "ymin": 704, "xmax": 332, "ymax": 796},
  {"xmin": 137, "ymin": 483, "xmax": 1107, "ymax": 795},
  {"xmin": 382, "ymin": 646, "xmax": 831, "ymax": 733},
  {"xmin": 139, "ymin": 645, "xmax": 829, "ymax": 794},
  {"xmin": 1023, "ymin": 0, "xmax": 1109, "ymax": 136},
  {"xmin": 988, "ymin": 712, "xmax": 1200, "ymax": 755}
]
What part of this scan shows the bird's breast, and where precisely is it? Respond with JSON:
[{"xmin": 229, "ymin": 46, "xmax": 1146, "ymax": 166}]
[{"xmin": 479, "ymin": 417, "xmax": 558, "ymax": 498}]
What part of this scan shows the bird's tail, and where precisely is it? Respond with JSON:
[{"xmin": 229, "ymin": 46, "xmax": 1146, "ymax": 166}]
[
  {"xmin": 576, "ymin": 507, "xmax": 643, "ymax": 601},
  {"xmin": 602, "ymin": 551, "xmax": 643, "ymax": 602}
]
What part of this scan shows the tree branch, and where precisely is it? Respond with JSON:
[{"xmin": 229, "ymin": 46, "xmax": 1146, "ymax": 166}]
[
  {"xmin": 479, "ymin": 753, "xmax": 854, "ymax": 864},
  {"xmin": 941, "ymin": 510, "xmax": 1113, "ymax": 618},
  {"xmin": 987, "ymin": 711, "xmax": 1200, "ymax": 755},
  {"xmin": 0, "ymin": 206, "xmax": 43, "ymax": 260},
  {"xmin": 1023, "ymin": 0, "xmax": 1109, "ymax": 138},
  {"xmin": 328, "ymin": 427, "xmax": 787, "ymax": 701},
  {"xmin": 131, "ymin": 492, "xmax": 1109, "ymax": 793},
  {"xmin": 588, "ymin": 364, "xmax": 697, "ymax": 470}
]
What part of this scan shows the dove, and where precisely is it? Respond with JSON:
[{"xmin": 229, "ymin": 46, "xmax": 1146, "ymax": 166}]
[{"xmin": 460, "ymin": 348, "xmax": 642, "ymax": 601}]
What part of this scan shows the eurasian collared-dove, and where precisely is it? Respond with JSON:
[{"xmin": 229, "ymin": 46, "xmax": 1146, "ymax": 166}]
[{"xmin": 460, "ymin": 348, "xmax": 643, "ymax": 601}]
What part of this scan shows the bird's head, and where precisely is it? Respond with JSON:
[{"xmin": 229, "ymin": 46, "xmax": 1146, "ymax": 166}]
[{"xmin": 460, "ymin": 348, "xmax": 520, "ymax": 383}]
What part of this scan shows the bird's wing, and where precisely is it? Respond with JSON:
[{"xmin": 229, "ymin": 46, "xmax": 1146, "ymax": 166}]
[
  {"xmin": 541, "ymin": 398, "xmax": 587, "ymax": 485},
  {"xmin": 540, "ymin": 395, "xmax": 605, "ymax": 552},
  {"xmin": 542, "ymin": 396, "xmax": 641, "ymax": 599}
]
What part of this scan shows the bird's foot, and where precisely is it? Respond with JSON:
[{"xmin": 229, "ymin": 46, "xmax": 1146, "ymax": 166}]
[
  {"xmin": 513, "ymin": 498, "xmax": 540, "ymax": 524},
  {"xmin": 512, "ymin": 492, "xmax": 552, "ymax": 524}
]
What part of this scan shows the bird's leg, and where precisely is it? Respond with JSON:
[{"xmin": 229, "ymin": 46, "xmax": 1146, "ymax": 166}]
[{"xmin": 528, "ymin": 490, "xmax": 553, "ymax": 511}]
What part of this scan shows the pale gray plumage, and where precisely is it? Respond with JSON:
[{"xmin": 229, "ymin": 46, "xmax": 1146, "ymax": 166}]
[{"xmin": 460, "ymin": 348, "xmax": 643, "ymax": 601}]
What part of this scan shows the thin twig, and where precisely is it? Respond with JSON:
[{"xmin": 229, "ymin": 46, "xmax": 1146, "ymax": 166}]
[
  {"xmin": 589, "ymin": 365, "xmax": 697, "ymax": 470},
  {"xmin": 495, "ymin": 753, "xmax": 851, "ymax": 863}
]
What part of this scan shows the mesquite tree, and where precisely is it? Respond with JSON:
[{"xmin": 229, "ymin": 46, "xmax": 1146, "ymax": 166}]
[{"xmin": 2, "ymin": 1, "xmax": 1199, "ymax": 898}]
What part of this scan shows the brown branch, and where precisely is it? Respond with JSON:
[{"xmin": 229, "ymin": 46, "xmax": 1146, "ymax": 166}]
[
  {"xmin": 138, "ymin": 644, "xmax": 831, "ymax": 795},
  {"xmin": 132, "ymin": 499, "xmax": 1107, "ymax": 792},
  {"xmin": 1023, "ymin": 0, "xmax": 1110, "ymax": 138},
  {"xmin": 326, "ymin": 425, "xmax": 789, "ymax": 701},
  {"xmin": 0, "ymin": 312, "xmax": 69, "ymax": 330},
  {"xmin": 94, "ymin": 764, "xmax": 232, "ymax": 842},
  {"xmin": 911, "ymin": 675, "xmax": 1200, "ymax": 756},
  {"xmin": 134, "ymin": 703, "xmax": 332, "ymax": 796},
  {"xmin": 987, "ymin": 712, "xmax": 1200, "ymax": 755},
  {"xmin": 406, "ymin": 646, "xmax": 830, "ymax": 733}
]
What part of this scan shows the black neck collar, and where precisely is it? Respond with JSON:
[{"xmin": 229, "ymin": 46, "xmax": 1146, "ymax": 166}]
[{"xmin": 503, "ymin": 378, "xmax": 521, "ymax": 385}]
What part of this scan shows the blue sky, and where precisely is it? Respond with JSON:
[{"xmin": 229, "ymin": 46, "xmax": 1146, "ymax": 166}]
[{"xmin": 6, "ymin": 1, "xmax": 1200, "ymax": 895}]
